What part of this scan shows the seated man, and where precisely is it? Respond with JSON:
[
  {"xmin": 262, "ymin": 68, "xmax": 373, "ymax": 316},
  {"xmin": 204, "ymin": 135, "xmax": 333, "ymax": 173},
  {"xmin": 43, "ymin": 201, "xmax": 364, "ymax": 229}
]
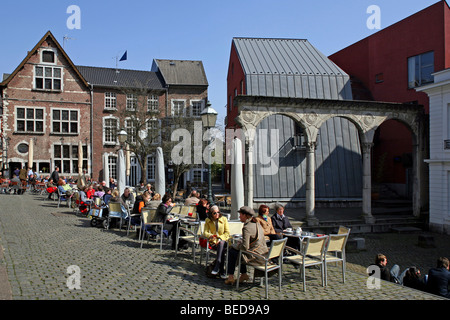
[
  {"xmin": 426, "ymin": 257, "xmax": 450, "ymax": 298},
  {"xmin": 184, "ymin": 190, "xmax": 200, "ymax": 206}
]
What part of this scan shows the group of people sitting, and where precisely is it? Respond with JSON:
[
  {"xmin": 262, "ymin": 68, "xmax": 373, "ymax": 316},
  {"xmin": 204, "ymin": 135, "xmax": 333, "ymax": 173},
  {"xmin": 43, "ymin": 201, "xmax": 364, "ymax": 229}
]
[{"xmin": 369, "ymin": 253, "xmax": 450, "ymax": 298}]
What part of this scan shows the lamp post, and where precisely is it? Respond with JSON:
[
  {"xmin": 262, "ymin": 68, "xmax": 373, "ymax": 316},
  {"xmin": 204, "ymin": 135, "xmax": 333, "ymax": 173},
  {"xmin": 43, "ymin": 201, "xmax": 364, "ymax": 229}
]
[{"xmin": 200, "ymin": 101, "xmax": 218, "ymax": 204}]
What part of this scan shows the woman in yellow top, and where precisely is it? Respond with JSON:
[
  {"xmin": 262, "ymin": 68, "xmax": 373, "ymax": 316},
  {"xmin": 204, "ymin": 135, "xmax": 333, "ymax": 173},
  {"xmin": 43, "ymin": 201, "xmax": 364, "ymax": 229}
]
[{"xmin": 203, "ymin": 205, "xmax": 230, "ymax": 278}]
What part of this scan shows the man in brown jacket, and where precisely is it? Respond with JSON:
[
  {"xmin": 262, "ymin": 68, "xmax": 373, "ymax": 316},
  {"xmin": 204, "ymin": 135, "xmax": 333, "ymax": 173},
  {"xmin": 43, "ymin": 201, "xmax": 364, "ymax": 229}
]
[{"xmin": 225, "ymin": 206, "xmax": 268, "ymax": 285}]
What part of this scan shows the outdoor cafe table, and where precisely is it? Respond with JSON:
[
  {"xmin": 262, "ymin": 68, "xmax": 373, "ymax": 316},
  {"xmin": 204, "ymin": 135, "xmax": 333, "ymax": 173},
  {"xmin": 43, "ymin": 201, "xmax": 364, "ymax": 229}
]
[{"xmin": 282, "ymin": 230, "xmax": 318, "ymax": 251}]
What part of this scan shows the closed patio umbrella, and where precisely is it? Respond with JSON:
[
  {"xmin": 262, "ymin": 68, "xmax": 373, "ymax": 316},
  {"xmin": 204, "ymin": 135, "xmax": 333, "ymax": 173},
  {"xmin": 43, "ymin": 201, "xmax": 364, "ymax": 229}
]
[
  {"xmin": 78, "ymin": 141, "xmax": 83, "ymax": 176},
  {"xmin": 155, "ymin": 147, "xmax": 165, "ymax": 196},
  {"xmin": 28, "ymin": 138, "xmax": 33, "ymax": 169},
  {"xmin": 117, "ymin": 148, "xmax": 126, "ymax": 197},
  {"xmin": 230, "ymin": 137, "xmax": 245, "ymax": 220},
  {"xmin": 103, "ymin": 153, "xmax": 110, "ymax": 184}
]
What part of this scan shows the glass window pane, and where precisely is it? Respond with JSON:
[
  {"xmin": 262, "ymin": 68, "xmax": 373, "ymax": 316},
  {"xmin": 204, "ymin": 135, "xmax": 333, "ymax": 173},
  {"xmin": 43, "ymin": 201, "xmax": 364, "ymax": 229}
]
[
  {"xmin": 45, "ymin": 67, "xmax": 52, "ymax": 77},
  {"xmin": 35, "ymin": 78, "xmax": 43, "ymax": 89},
  {"xmin": 53, "ymin": 79, "xmax": 61, "ymax": 90},
  {"xmin": 42, "ymin": 51, "xmax": 55, "ymax": 63},
  {"xmin": 17, "ymin": 120, "xmax": 25, "ymax": 131},
  {"xmin": 70, "ymin": 122, "xmax": 78, "ymax": 133},
  {"xmin": 26, "ymin": 121, "xmax": 34, "ymax": 131},
  {"xmin": 63, "ymin": 145, "xmax": 71, "ymax": 158},
  {"xmin": 35, "ymin": 121, "xmax": 43, "ymax": 132},
  {"xmin": 54, "ymin": 145, "xmax": 61, "ymax": 158},
  {"xmin": 62, "ymin": 110, "xmax": 69, "ymax": 120},
  {"xmin": 70, "ymin": 111, "xmax": 77, "ymax": 121},
  {"xmin": 63, "ymin": 160, "xmax": 71, "ymax": 173},
  {"xmin": 53, "ymin": 68, "xmax": 61, "ymax": 78},
  {"xmin": 35, "ymin": 66, "xmax": 43, "ymax": 77},
  {"xmin": 27, "ymin": 108, "xmax": 34, "ymax": 119},
  {"xmin": 17, "ymin": 108, "xmax": 25, "ymax": 118},
  {"xmin": 45, "ymin": 79, "xmax": 52, "ymax": 89},
  {"xmin": 62, "ymin": 122, "xmax": 69, "ymax": 133},
  {"xmin": 53, "ymin": 110, "xmax": 60, "ymax": 120},
  {"xmin": 53, "ymin": 122, "xmax": 60, "ymax": 133},
  {"xmin": 35, "ymin": 109, "xmax": 43, "ymax": 119}
]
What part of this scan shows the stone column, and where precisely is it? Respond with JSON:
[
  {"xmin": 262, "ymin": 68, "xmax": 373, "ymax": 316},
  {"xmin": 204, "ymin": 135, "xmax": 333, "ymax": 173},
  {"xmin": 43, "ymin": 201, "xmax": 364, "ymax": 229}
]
[
  {"xmin": 412, "ymin": 141, "xmax": 421, "ymax": 217},
  {"xmin": 245, "ymin": 138, "xmax": 254, "ymax": 209},
  {"xmin": 361, "ymin": 142, "xmax": 376, "ymax": 224},
  {"xmin": 305, "ymin": 141, "xmax": 319, "ymax": 226}
]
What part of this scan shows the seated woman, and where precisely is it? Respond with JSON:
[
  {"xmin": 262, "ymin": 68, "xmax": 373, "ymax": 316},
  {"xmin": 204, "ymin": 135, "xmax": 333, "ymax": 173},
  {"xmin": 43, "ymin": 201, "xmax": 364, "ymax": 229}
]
[
  {"xmin": 196, "ymin": 198, "xmax": 209, "ymax": 221},
  {"xmin": 203, "ymin": 205, "xmax": 230, "ymax": 278},
  {"xmin": 146, "ymin": 193, "xmax": 161, "ymax": 209},
  {"xmin": 255, "ymin": 204, "xmax": 281, "ymax": 243},
  {"xmin": 153, "ymin": 193, "xmax": 184, "ymax": 250},
  {"xmin": 94, "ymin": 185, "xmax": 105, "ymax": 198},
  {"xmin": 57, "ymin": 179, "xmax": 73, "ymax": 196}
]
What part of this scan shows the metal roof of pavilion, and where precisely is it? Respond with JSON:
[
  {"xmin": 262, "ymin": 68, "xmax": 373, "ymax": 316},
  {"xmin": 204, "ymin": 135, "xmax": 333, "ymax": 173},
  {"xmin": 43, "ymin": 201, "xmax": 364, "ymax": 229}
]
[
  {"xmin": 76, "ymin": 65, "xmax": 165, "ymax": 90},
  {"xmin": 232, "ymin": 37, "xmax": 353, "ymax": 100}
]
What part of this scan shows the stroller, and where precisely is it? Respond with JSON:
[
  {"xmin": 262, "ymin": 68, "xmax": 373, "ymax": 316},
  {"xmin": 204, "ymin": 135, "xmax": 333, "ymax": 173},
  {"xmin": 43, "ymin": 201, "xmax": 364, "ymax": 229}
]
[{"xmin": 88, "ymin": 197, "xmax": 109, "ymax": 228}]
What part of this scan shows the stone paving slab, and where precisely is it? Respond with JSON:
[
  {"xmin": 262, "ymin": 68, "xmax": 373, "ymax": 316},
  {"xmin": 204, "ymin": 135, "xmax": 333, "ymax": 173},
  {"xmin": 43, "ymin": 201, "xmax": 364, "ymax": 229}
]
[{"xmin": 0, "ymin": 193, "xmax": 447, "ymax": 302}]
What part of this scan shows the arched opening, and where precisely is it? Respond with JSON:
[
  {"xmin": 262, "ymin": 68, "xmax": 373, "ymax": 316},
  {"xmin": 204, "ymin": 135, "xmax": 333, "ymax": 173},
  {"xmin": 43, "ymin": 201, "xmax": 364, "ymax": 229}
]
[
  {"xmin": 252, "ymin": 114, "xmax": 363, "ymax": 204},
  {"xmin": 372, "ymin": 119, "xmax": 414, "ymax": 202},
  {"xmin": 314, "ymin": 116, "xmax": 363, "ymax": 200}
]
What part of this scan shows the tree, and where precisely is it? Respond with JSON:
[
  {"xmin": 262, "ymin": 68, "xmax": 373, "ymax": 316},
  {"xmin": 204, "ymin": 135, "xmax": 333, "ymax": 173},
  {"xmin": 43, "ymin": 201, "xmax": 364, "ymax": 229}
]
[{"xmin": 115, "ymin": 86, "xmax": 162, "ymax": 185}]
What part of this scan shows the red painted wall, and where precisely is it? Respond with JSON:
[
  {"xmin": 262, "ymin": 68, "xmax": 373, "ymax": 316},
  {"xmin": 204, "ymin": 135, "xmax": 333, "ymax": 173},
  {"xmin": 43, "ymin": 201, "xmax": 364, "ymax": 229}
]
[{"xmin": 329, "ymin": 1, "xmax": 450, "ymax": 187}]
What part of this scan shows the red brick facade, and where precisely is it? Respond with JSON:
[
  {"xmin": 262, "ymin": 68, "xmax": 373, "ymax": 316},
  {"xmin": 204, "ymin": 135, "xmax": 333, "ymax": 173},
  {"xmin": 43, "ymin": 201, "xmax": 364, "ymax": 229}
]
[{"xmin": 1, "ymin": 32, "xmax": 90, "ymax": 178}]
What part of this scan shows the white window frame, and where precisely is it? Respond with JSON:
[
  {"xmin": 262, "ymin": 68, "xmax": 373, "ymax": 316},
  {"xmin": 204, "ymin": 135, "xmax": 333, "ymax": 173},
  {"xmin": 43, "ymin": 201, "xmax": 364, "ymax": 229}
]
[
  {"xmin": 34, "ymin": 65, "xmax": 63, "ymax": 91},
  {"xmin": 171, "ymin": 99, "xmax": 186, "ymax": 117},
  {"xmin": 53, "ymin": 143, "xmax": 88, "ymax": 175},
  {"xmin": 51, "ymin": 108, "xmax": 79, "ymax": 134},
  {"xmin": 147, "ymin": 94, "xmax": 159, "ymax": 112},
  {"xmin": 126, "ymin": 94, "xmax": 137, "ymax": 111},
  {"xmin": 125, "ymin": 117, "xmax": 137, "ymax": 144},
  {"xmin": 104, "ymin": 92, "xmax": 117, "ymax": 110},
  {"xmin": 147, "ymin": 155, "xmax": 156, "ymax": 182},
  {"xmin": 15, "ymin": 106, "xmax": 45, "ymax": 133},
  {"xmin": 40, "ymin": 48, "xmax": 57, "ymax": 65},
  {"xmin": 145, "ymin": 118, "xmax": 161, "ymax": 145},
  {"xmin": 103, "ymin": 116, "xmax": 119, "ymax": 145},
  {"xmin": 408, "ymin": 51, "xmax": 434, "ymax": 88},
  {"xmin": 190, "ymin": 99, "xmax": 204, "ymax": 117}
]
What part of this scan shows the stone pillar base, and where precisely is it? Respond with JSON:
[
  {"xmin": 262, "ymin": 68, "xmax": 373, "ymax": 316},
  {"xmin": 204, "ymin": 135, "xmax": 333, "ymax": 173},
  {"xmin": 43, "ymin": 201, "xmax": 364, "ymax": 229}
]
[
  {"xmin": 362, "ymin": 214, "xmax": 376, "ymax": 224},
  {"xmin": 306, "ymin": 216, "xmax": 320, "ymax": 226}
]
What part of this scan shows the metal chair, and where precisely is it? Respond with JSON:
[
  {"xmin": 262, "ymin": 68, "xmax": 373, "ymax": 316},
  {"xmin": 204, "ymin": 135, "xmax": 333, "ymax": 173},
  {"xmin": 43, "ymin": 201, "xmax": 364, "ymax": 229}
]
[
  {"xmin": 57, "ymin": 188, "xmax": 72, "ymax": 208},
  {"xmin": 337, "ymin": 225, "xmax": 351, "ymax": 235},
  {"xmin": 176, "ymin": 221, "xmax": 205, "ymax": 263},
  {"xmin": 140, "ymin": 208, "xmax": 165, "ymax": 250},
  {"xmin": 285, "ymin": 235, "xmax": 328, "ymax": 292},
  {"xmin": 236, "ymin": 238, "xmax": 288, "ymax": 299},
  {"xmin": 324, "ymin": 233, "xmax": 349, "ymax": 286},
  {"xmin": 107, "ymin": 202, "xmax": 126, "ymax": 231}
]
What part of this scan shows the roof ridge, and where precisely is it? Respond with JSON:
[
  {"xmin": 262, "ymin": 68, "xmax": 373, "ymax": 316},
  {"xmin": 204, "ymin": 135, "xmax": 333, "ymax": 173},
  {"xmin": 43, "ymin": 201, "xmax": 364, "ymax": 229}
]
[{"xmin": 76, "ymin": 65, "xmax": 156, "ymax": 73}]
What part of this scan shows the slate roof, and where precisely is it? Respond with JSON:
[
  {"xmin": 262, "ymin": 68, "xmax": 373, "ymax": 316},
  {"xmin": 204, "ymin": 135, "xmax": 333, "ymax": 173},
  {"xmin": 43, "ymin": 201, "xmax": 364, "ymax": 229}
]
[
  {"xmin": 232, "ymin": 37, "xmax": 353, "ymax": 100},
  {"xmin": 151, "ymin": 59, "xmax": 208, "ymax": 86},
  {"xmin": 76, "ymin": 65, "xmax": 165, "ymax": 90}
]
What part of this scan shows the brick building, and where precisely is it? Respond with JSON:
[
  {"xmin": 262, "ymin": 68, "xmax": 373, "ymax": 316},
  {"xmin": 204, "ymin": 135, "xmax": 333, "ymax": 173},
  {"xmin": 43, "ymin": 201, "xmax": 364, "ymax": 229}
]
[
  {"xmin": 0, "ymin": 31, "xmax": 91, "ymax": 178},
  {"xmin": 1, "ymin": 32, "xmax": 209, "ymax": 188},
  {"xmin": 77, "ymin": 65, "xmax": 167, "ymax": 185}
]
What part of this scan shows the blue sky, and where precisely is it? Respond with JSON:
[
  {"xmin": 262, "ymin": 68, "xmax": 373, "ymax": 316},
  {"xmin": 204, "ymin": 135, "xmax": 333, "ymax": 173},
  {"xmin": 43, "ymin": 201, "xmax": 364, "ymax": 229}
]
[{"xmin": 0, "ymin": 0, "xmax": 442, "ymax": 124}]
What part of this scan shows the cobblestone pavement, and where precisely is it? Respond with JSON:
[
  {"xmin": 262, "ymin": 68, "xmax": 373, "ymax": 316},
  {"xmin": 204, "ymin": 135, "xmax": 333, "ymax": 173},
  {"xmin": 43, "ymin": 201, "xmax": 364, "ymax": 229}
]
[{"xmin": 0, "ymin": 193, "xmax": 448, "ymax": 302}]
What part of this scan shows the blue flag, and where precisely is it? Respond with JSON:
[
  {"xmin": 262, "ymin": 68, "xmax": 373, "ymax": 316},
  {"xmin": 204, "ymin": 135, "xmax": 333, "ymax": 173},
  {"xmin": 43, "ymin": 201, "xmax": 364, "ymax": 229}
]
[{"xmin": 119, "ymin": 51, "xmax": 127, "ymax": 61}]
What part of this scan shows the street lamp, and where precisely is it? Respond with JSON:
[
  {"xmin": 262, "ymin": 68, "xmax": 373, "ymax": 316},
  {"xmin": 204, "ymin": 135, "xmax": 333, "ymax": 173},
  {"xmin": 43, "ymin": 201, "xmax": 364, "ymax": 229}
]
[
  {"xmin": 118, "ymin": 129, "xmax": 128, "ymax": 145},
  {"xmin": 200, "ymin": 101, "xmax": 218, "ymax": 204}
]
